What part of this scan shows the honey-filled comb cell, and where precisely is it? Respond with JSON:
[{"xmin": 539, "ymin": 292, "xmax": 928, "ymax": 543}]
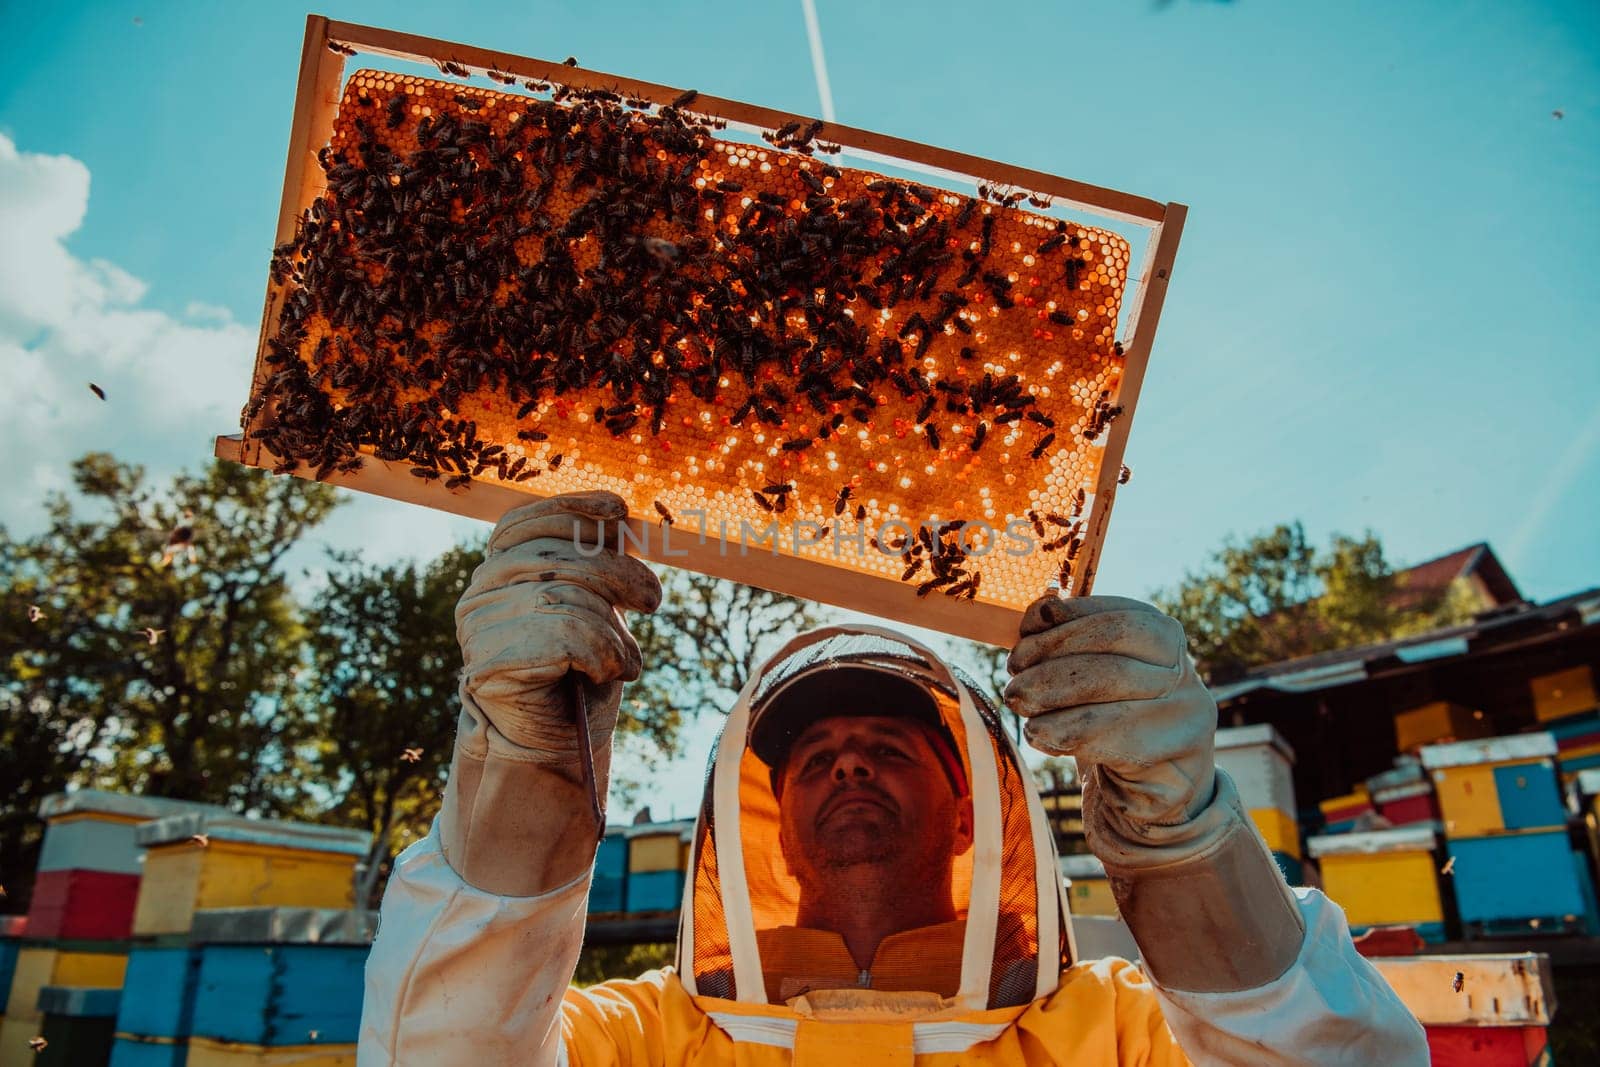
[{"xmin": 224, "ymin": 20, "xmax": 1184, "ymax": 645}]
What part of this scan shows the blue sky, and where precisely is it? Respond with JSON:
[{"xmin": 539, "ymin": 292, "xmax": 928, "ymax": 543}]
[{"xmin": 3, "ymin": 2, "xmax": 1597, "ymax": 813}]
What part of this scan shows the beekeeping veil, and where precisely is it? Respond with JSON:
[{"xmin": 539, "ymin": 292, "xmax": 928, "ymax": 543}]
[{"xmin": 675, "ymin": 624, "xmax": 1076, "ymax": 1010}]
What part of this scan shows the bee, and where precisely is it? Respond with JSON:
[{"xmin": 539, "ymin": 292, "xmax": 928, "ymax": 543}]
[
  {"xmin": 487, "ymin": 70, "xmax": 517, "ymax": 84},
  {"xmin": 516, "ymin": 429, "xmax": 548, "ymax": 441},
  {"xmin": 454, "ymin": 93, "xmax": 484, "ymax": 112},
  {"xmin": 1027, "ymin": 510, "xmax": 1045, "ymax": 537},
  {"xmin": 1452, "ymin": 972, "xmax": 1464, "ymax": 994},
  {"xmin": 752, "ymin": 490, "xmax": 773, "ymax": 512},
  {"xmin": 654, "ymin": 500, "xmax": 674, "ymax": 525},
  {"xmin": 386, "ymin": 95, "xmax": 407, "ymax": 129},
  {"xmin": 1047, "ymin": 310, "xmax": 1073, "ymax": 326},
  {"xmin": 716, "ymin": 179, "xmax": 744, "ymax": 193},
  {"xmin": 854, "ymin": 504, "xmax": 867, "ymax": 522},
  {"xmin": 1027, "ymin": 193, "xmax": 1052, "ymax": 208},
  {"xmin": 833, "ymin": 484, "xmax": 852, "ymax": 515},
  {"xmin": 410, "ymin": 466, "xmax": 441, "ymax": 481},
  {"xmin": 89, "ymin": 382, "xmax": 107, "ymax": 400},
  {"xmin": 970, "ymin": 422, "xmax": 988, "ymax": 452},
  {"xmin": 563, "ymin": 56, "xmax": 579, "ymax": 66},
  {"xmin": 1118, "ymin": 464, "xmax": 1131, "ymax": 485},
  {"xmin": 548, "ymin": 453, "xmax": 563, "ymax": 470},
  {"xmin": 327, "ymin": 41, "xmax": 357, "ymax": 57},
  {"xmin": 668, "ymin": 88, "xmax": 699, "ymax": 108},
  {"xmin": 1028, "ymin": 432, "xmax": 1056, "ymax": 460}
]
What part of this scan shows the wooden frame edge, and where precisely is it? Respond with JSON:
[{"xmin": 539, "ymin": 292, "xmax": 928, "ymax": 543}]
[{"xmin": 215, "ymin": 434, "xmax": 1023, "ymax": 647}]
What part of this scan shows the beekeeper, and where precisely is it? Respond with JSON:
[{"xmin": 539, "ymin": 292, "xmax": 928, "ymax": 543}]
[{"xmin": 360, "ymin": 492, "xmax": 1426, "ymax": 1066}]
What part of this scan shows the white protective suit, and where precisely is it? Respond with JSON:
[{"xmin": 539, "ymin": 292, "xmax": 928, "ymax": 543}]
[{"xmin": 361, "ymin": 624, "xmax": 1427, "ymax": 1066}]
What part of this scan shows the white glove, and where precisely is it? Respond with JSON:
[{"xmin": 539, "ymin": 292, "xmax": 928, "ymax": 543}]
[
  {"xmin": 455, "ymin": 491, "xmax": 662, "ymax": 769},
  {"xmin": 1003, "ymin": 594, "xmax": 1217, "ymax": 835}
]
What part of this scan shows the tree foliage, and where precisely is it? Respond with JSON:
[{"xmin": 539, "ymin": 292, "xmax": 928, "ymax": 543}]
[
  {"xmin": 1152, "ymin": 522, "xmax": 1483, "ymax": 683},
  {"xmin": 302, "ymin": 544, "xmax": 478, "ymax": 901},
  {"xmin": 621, "ymin": 566, "xmax": 822, "ymax": 794},
  {"xmin": 0, "ymin": 454, "xmax": 340, "ymax": 906}
]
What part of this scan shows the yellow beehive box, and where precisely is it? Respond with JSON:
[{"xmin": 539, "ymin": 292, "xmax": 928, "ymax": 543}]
[
  {"xmin": 1421, "ymin": 734, "xmax": 1559, "ymax": 838},
  {"xmin": 1530, "ymin": 665, "xmax": 1597, "ymax": 723},
  {"xmin": 1, "ymin": 1015, "xmax": 43, "ymax": 1064},
  {"xmin": 1249, "ymin": 807, "xmax": 1302, "ymax": 860},
  {"xmin": 131, "ymin": 814, "xmax": 369, "ymax": 937},
  {"xmin": 3, "ymin": 946, "xmax": 127, "ymax": 1021},
  {"xmin": 187, "ymin": 1036, "xmax": 356, "ymax": 1066},
  {"xmin": 1060, "ymin": 854, "xmax": 1118, "ymax": 918},
  {"xmin": 1394, "ymin": 702, "xmax": 1489, "ymax": 753},
  {"xmin": 1306, "ymin": 826, "xmax": 1444, "ymax": 928},
  {"xmin": 628, "ymin": 832, "xmax": 687, "ymax": 875}
]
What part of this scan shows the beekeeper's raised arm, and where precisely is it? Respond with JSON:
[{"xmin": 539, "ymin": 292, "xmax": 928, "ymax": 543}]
[{"xmin": 361, "ymin": 491, "xmax": 660, "ymax": 1064}]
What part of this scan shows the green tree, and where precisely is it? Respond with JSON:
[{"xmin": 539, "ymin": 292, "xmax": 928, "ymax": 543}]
[
  {"xmin": 303, "ymin": 544, "xmax": 478, "ymax": 904},
  {"xmin": 1153, "ymin": 522, "xmax": 1481, "ymax": 683},
  {"xmin": 0, "ymin": 454, "xmax": 339, "ymax": 907},
  {"xmin": 623, "ymin": 567, "xmax": 821, "ymax": 791}
]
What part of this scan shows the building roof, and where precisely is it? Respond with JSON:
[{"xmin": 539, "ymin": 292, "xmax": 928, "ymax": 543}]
[
  {"xmin": 1213, "ymin": 586, "xmax": 1600, "ymax": 705},
  {"xmin": 1389, "ymin": 543, "xmax": 1521, "ymax": 613}
]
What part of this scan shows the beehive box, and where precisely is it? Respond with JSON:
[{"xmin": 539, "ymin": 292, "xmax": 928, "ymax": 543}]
[
  {"xmin": 216, "ymin": 17, "xmax": 1186, "ymax": 645},
  {"xmin": 1445, "ymin": 830, "xmax": 1587, "ymax": 931},
  {"xmin": 186, "ymin": 908, "xmax": 373, "ymax": 1049},
  {"xmin": 35, "ymin": 985, "xmax": 121, "ymax": 1067},
  {"xmin": 131, "ymin": 815, "xmax": 369, "ymax": 937},
  {"xmin": 113, "ymin": 946, "xmax": 203, "ymax": 1043},
  {"xmin": 1059, "ymin": 853, "xmax": 1118, "ymax": 918},
  {"xmin": 4, "ymin": 946, "xmax": 127, "ymax": 1023},
  {"xmin": 1421, "ymin": 734, "xmax": 1564, "ymax": 838},
  {"xmin": 1394, "ymin": 701, "xmax": 1491, "ymax": 753},
  {"xmin": 37, "ymin": 790, "xmax": 233, "ymax": 877},
  {"xmin": 26, "ymin": 869, "xmax": 142, "ymax": 942},
  {"xmin": 1306, "ymin": 825, "xmax": 1446, "ymax": 940},
  {"xmin": 589, "ymin": 834, "xmax": 628, "ymax": 914},
  {"xmin": 1368, "ymin": 952, "xmax": 1554, "ymax": 1067},
  {"xmin": 1529, "ymin": 664, "xmax": 1597, "ymax": 723}
]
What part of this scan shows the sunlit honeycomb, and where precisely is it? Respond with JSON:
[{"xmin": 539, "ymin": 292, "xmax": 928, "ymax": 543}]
[{"xmin": 250, "ymin": 70, "xmax": 1133, "ymax": 610}]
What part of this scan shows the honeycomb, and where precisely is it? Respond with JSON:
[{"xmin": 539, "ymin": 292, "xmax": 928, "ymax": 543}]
[{"xmin": 250, "ymin": 69, "xmax": 1133, "ymax": 611}]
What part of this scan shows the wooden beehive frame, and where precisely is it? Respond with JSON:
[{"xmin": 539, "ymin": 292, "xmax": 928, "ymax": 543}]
[{"xmin": 216, "ymin": 14, "xmax": 1186, "ymax": 646}]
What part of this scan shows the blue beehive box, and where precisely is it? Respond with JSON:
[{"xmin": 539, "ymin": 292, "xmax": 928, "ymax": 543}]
[
  {"xmin": 1447, "ymin": 831, "xmax": 1587, "ymax": 928},
  {"xmin": 0, "ymin": 929, "xmax": 21, "ymax": 1011},
  {"xmin": 626, "ymin": 869, "xmax": 685, "ymax": 914},
  {"xmin": 590, "ymin": 834, "xmax": 627, "ymax": 914},
  {"xmin": 1490, "ymin": 761, "xmax": 1566, "ymax": 831},
  {"xmin": 184, "ymin": 907, "xmax": 373, "ymax": 1047},
  {"xmin": 114, "ymin": 946, "xmax": 202, "ymax": 1040}
]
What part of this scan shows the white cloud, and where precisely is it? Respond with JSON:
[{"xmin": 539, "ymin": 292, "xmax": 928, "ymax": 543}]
[{"xmin": 0, "ymin": 133, "xmax": 256, "ymax": 534}]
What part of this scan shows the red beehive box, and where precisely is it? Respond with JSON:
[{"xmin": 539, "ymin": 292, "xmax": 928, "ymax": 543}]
[{"xmin": 25, "ymin": 869, "xmax": 142, "ymax": 941}]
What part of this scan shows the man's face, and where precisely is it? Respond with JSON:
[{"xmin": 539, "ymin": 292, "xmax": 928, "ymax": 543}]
[{"xmin": 776, "ymin": 715, "xmax": 973, "ymax": 889}]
